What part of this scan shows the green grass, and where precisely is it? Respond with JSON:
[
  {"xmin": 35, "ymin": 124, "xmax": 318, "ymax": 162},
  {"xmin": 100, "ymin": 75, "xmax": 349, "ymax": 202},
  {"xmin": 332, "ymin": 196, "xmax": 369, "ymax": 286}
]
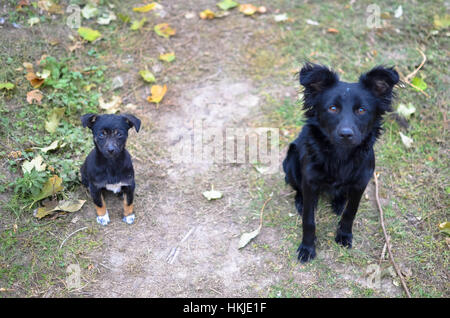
[
  {"xmin": 246, "ymin": 0, "xmax": 449, "ymax": 297},
  {"xmin": 0, "ymin": 0, "xmax": 448, "ymax": 297}
]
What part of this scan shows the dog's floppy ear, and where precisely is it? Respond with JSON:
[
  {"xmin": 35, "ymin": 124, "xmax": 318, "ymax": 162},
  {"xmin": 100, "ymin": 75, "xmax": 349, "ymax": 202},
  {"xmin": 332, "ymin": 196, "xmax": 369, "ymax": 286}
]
[
  {"xmin": 121, "ymin": 114, "xmax": 141, "ymax": 132},
  {"xmin": 359, "ymin": 66, "xmax": 399, "ymax": 97},
  {"xmin": 81, "ymin": 113, "xmax": 98, "ymax": 129},
  {"xmin": 299, "ymin": 63, "xmax": 339, "ymax": 93}
]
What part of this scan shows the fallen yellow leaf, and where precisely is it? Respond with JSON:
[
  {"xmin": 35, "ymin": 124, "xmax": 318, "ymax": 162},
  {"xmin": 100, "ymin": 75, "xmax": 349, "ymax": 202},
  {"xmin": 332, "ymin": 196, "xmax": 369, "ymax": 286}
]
[
  {"xmin": 133, "ymin": 3, "xmax": 157, "ymax": 13},
  {"xmin": 159, "ymin": 52, "xmax": 175, "ymax": 63},
  {"xmin": 147, "ymin": 85, "xmax": 167, "ymax": 104},
  {"xmin": 154, "ymin": 23, "xmax": 176, "ymax": 38},
  {"xmin": 200, "ymin": 9, "xmax": 215, "ymax": 20}
]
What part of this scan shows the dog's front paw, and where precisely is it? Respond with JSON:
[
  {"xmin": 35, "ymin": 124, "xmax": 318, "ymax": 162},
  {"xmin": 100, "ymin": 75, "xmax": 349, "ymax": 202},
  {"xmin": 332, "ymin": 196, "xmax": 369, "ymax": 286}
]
[
  {"xmin": 335, "ymin": 229, "xmax": 353, "ymax": 248},
  {"xmin": 96, "ymin": 211, "xmax": 110, "ymax": 226},
  {"xmin": 122, "ymin": 214, "xmax": 135, "ymax": 225},
  {"xmin": 297, "ymin": 243, "xmax": 316, "ymax": 263}
]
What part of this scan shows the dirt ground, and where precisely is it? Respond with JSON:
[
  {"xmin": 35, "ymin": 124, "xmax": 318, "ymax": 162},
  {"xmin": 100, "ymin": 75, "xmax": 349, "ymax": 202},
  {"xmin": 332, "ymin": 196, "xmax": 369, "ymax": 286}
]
[{"xmin": 74, "ymin": 1, "xmax": 401, "ymax": 297}]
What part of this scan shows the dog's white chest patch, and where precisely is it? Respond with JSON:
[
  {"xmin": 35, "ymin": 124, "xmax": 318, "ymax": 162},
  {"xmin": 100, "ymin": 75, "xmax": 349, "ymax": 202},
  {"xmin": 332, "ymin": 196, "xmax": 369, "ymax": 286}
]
[{"xmin": 105, "ymin": 183, "xmax": 128, "ymax": 193}]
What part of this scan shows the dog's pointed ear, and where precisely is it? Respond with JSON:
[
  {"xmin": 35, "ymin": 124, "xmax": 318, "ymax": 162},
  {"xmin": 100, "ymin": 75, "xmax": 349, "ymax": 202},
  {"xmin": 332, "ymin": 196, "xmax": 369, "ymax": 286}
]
[
  {"xmin": 121, "ymin": 114, "xmax": 141, "ymax": 132},
  {"xmin": 299, "ymin": 63, "xmax": 338, "ymax": 93},
  {"xmin": 359, "ymin": 66, "xmax": 399, "ymax": 97},
  {"xmin": 81, "ymin": 113, "xmax": 98, "ymax": 129}
]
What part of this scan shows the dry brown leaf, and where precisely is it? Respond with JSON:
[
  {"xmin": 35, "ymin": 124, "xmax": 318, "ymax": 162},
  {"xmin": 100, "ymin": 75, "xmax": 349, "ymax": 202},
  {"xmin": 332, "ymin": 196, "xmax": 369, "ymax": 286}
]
[
  {"xmin": 25, "ymin": 72, "xmax": 45, "ymax": 88},
  {"xmin": 23, "ymin": 62, "xmax": 34, "ymax": 72},
  {"xmin": 99, "ymin": 95, "xmax": 122, "ymax": 114},
  {"xmin": 257, "ymin": 6, "xmax": 267, "ymax": 13},
  {"xmin": 239, "ymin": 4, "xmax": 257, "ymax": 15},
  {"xmin": 26, "ymin": 89, "xmax": 43, "ymax": 104},
  {"xmin": 17, "ymin": 0, "xmax": 30, "ymax": 10},
  {"xmin": 68, "ymin": 41, "xmax": 83, "ymax": 52}
]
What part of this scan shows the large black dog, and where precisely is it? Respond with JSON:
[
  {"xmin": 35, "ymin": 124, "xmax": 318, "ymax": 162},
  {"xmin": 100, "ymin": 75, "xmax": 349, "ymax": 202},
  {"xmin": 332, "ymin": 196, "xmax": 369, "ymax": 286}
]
[
  {"xmin": 81, "ymin": 113, "xmax": 141, "ymax": 226},
  {"xmin": 283, "ymin": 63, "xmax": 399, "ymax": 262}
]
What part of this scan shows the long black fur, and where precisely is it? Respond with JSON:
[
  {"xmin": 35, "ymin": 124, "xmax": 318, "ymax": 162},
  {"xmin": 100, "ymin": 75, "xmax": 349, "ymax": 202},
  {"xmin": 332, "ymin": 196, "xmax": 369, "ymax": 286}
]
[{"xmin": 283, "ymin": 63, "xmax": 399, "ymax": 262}]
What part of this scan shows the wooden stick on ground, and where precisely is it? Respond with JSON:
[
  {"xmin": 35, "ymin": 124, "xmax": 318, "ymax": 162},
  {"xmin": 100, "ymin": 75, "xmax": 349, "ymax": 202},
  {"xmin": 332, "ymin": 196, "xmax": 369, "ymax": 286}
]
[
  {"xmin": 373, "ymin": 172, "xmax": 412, "ymax": 298},
  {"xmin": 402, "ymin": 48, "xmax": 429, "ymax": 98}
]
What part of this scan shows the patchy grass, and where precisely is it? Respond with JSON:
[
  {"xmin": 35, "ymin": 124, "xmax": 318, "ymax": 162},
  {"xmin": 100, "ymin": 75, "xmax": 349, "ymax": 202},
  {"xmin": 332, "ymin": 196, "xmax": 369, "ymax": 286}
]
[
  {"xmin": 0, "ymin": 0, "xmax": 448, "ymax": 297},
  {"xmin": 242, "ymin": 0, "xmax": 448, "ymax": 297}
]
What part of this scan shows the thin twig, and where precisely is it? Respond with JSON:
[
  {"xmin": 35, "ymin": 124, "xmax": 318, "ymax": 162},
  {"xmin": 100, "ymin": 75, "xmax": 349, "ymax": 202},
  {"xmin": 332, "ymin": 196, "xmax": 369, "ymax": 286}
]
[
  {"xmin": 402, "ymin": 48, "xmax": 429, "ymax": 97},
  {"xmin": 404, "ymin": 48, "xmax": 427, "ymax": 82},
  {"xmin": 258, "ymin": 196, "xmax": 272, "ymax": 232},
  {"xmin": 59, "ymin": 227, "xmax": 88, "ymax": 250},
  {"xmin": 373, "ymin": 172, "xmax": 411, "ymax": 298},
  {"xmin": 166, "ymin": 227, "xmax": 196, "ymax": 264}
]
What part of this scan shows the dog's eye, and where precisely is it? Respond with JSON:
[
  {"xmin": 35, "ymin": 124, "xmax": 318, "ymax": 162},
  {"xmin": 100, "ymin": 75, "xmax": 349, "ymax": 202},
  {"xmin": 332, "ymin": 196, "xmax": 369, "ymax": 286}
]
[
  {"xmin": 328, "ymin": 105, "xmax": 338, "ymax": 113},
  {"xmin": 357, "ymin": 107, "xmax": 366, "ymax": 115},
  {"xmin": 99, "ymin": 131, "xmax": 106, "ymax": 138}
]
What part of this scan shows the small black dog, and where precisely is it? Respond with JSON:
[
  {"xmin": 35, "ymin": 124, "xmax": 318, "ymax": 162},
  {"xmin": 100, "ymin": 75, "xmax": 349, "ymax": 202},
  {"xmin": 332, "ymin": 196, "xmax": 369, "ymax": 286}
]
[
  {"xmin": 283, "ymin": 63, "xmax": 399, "ymax": 262},
  {"xmin": 81, "ymin": 113, "xmax": 141, "ymax": 225}
]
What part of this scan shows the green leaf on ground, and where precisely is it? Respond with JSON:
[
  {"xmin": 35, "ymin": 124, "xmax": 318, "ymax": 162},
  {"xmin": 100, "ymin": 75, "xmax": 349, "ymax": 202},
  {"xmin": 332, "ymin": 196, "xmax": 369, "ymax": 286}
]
[
  {"xmin": 0, "ymin": 82, "xmax": 15, "ymax": 90},
  {"xmin": 130, "ymin": 18, "xmax": 147, "ymax": 30},
  {"xmin": 139, "ymin": 70, "xmax": 156, "ymax": 83},
  {"xmin": 433, "ymin": 14, "xmax": 450, "ymax": 29},
  {"xmin": 78, "ymin": 27, "xmax": 101, "ymax": 42},
  {"xmin": 411, "ymin": 77, "xmax": 427, "ymax": 92},
  {"xmin": 32, "ymin": 175, "xmax": 64, "ymax": 204},
  {"xmin": 217, "ymin": 0, "xmax": 238, "ymax": 11}
]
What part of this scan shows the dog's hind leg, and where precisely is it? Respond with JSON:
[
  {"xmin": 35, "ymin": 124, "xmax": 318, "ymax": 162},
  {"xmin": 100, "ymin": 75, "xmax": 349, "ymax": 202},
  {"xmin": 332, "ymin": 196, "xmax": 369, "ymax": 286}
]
[{"xmin": 122, "ymin": 184, "xmax": 135, "ymax": 224}]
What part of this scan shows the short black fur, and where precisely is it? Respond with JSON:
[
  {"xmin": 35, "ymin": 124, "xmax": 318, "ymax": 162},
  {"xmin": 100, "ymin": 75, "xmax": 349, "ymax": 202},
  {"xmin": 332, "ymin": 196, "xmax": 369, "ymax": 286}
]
[
  {"xmin": 80, "ymin": 113, "xmax": 141, "ymax": 219},
  {"xmin": 283, "ymin": 63, "xmax": 399, "ymax": 262}
]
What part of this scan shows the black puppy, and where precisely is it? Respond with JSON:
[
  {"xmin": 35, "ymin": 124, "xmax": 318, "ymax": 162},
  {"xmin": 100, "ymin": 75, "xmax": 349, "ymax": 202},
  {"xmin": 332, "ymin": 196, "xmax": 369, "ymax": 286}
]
[
  {"xmin": 283, "ymin": 63, "xmax": 399, "ymax": 262},
  {"xmin": 81, "ymin": 113, "xmax": 141, "ymax": 225}
]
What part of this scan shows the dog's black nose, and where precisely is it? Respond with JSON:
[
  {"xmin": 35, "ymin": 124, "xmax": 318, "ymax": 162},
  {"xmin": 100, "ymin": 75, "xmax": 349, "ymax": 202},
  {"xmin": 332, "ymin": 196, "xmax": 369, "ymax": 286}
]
[
  {"xmin": 339, "ymin": 128, "xmax": 354, "ymax": 139},
  {"xmin": 107, "ymin": 147, "xmax": 115, "ymax": 154}
]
